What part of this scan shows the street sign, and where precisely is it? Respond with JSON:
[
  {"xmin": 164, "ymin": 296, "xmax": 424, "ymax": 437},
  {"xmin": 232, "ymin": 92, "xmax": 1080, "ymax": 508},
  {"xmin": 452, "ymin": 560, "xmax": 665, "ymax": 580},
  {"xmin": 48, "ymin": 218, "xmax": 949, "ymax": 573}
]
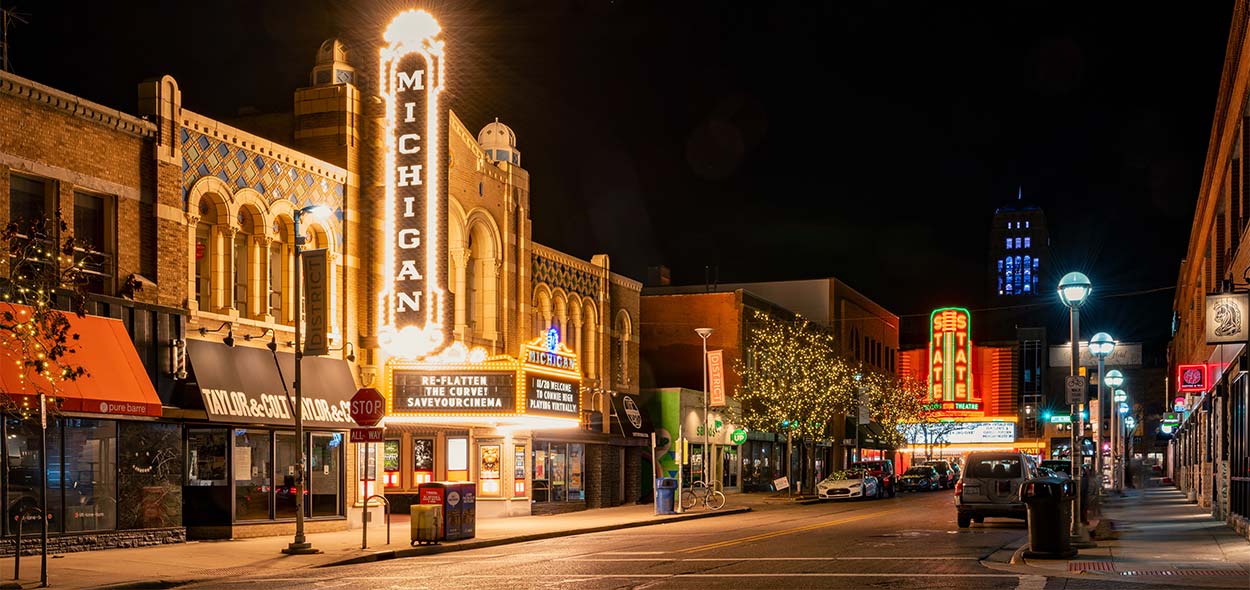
[
  {"xmin": 350, "ymin": 427, "xmax": 385, "ymax": 443},
  {"xmin": 1049, "ymin": 414, "xmax": 1072, "ymax": 424},
  {"xmin": 350, "ymin": 387, "xmax": 387, "ymax": 427},
  {"xmin": 1065, "ymin": 375, "xmax": 1087, "ymax": 405}
]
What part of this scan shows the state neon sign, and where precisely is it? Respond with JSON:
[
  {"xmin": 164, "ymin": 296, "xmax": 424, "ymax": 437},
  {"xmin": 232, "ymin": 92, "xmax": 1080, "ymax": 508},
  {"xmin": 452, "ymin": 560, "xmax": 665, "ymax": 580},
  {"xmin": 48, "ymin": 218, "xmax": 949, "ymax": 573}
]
[
  {"xmin": 929, "ymin": 307, "xmax": 979, "ymax": 412},
  {"xmin": 378, "ymin": 10, "xmax": 452, "ymax": 359}
]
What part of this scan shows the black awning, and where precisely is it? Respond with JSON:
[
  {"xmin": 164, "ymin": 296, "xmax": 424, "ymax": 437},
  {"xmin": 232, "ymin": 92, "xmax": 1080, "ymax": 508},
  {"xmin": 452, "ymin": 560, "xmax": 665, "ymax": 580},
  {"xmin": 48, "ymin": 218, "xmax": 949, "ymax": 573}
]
[
  {"xmin": 858, "ymin": 422, "xmax": 894, "ymax": 450},
  {"xmin": 609, "ymin": 391, "xmax": 654, "ymax": 441},
  {"xmin": 183, "ymin": 339, "xmax": 357, "ymax": 430}
]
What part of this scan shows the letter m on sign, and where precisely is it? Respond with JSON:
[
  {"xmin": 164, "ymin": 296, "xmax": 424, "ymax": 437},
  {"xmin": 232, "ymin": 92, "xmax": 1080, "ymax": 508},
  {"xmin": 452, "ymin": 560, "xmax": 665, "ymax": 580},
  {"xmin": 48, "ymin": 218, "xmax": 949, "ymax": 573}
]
[{"xmin": 398, "ymin": 70, "xmax": 425, "ymax": 91}]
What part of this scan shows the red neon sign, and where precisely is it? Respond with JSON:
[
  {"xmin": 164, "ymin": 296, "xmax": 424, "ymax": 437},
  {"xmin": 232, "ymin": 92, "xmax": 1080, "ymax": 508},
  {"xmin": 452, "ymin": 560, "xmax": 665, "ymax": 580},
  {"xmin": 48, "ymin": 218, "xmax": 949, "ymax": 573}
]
[
  {"xmin": 1177, "ymin": 364, "xmax": 1207, "ymax": 393},
  {"xmin": 929, "ymin": 308, "xmax": 979, "ymax": 411}
]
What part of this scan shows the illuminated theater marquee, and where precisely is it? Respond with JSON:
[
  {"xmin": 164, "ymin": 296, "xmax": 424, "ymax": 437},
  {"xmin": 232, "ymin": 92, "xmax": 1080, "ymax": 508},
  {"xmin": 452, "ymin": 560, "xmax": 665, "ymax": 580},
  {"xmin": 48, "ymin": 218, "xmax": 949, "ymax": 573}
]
[
  {"xmin": 378, "ymin": 10, "xmax": 451, "ymax": 359},
  {"xmin": 929, "ymin": 307, "xmax": 980, "ymax": 412}
]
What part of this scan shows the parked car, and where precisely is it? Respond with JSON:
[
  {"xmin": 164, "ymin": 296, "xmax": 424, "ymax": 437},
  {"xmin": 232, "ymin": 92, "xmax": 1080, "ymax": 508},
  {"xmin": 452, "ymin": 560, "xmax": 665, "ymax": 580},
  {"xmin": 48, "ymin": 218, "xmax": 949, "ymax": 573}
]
[
  {"xmin": 921, "ymin": 459, "xmax": 956, "ymax": 489},
  {"xmin": 898, "ymin": 466, "xmax": 940, "ymax": 492},
  {"xmin": 817, "ymin": 469, "xmax": 882, "ymax": 500},
  {"xmin": 1040, "ymin": 460, "xmax": 1074, "ymax": 479},
  {"xmin": 955, "ymin": 451, "xmax": 1037, "ymax": 528},
  {"xmin": 851, "ymin": 460, "xmax": 896, "ymax": 497}
]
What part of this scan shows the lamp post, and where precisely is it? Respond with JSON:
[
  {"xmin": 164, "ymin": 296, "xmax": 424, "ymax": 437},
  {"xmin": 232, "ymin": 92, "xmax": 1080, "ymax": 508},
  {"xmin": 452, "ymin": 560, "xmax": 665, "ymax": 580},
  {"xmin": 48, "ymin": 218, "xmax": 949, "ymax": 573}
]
[
  {"xmin": 1088, "ymin": 333, "xmax": 1115, "ymax": 488},
  {"xmin": 1105, "ymin": 370, "xmax": 1125, "ymax": 491},
  {"xmin": 695, "ymin": 328, "xmax": 714, "ymax": 487},
  {"xmin": 284, "ymin": 204, "xmax": 330, "ymax": 556},
  {"xmin": 1058, "ymin": 271, "xmax": 1092, "ymax": 545},
  {"xmin": 1124, "ymin": 412, "xmax": 1137, "ymax": 489},
  {"xmin": 1116, "ymin": 395, "xmax": 1130, "ymax": 493}
]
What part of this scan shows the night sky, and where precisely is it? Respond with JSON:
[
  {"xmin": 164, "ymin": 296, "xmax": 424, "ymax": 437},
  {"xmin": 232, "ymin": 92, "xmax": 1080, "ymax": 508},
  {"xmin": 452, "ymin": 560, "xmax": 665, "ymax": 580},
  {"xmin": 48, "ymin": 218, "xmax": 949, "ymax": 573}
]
[{"xmin": 6, "ymin": 1, "xmax": 1234, "ymax": 346}]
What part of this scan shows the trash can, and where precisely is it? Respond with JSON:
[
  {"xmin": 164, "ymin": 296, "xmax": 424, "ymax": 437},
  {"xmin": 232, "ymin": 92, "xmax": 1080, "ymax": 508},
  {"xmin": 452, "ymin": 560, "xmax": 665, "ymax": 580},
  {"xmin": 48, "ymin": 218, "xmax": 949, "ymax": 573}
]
[
  {"xmin": 655, "ymin": 477, "xmax": 677, "ymax": 514},
  {"xmin": 1021, "ymin": 476, "xmax": 1077, "ymax": 559},
  {"xmin": 410, "ymin": 504, "xmax": 442, "ymax": 546}
]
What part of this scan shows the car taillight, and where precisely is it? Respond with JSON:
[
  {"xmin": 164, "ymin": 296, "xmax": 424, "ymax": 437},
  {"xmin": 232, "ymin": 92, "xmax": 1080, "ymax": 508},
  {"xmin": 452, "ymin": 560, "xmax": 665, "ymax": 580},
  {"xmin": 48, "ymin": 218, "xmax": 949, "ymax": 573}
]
[{"xmin": 955, "ymin": 480, "xmax": 963, "ymax": 495}]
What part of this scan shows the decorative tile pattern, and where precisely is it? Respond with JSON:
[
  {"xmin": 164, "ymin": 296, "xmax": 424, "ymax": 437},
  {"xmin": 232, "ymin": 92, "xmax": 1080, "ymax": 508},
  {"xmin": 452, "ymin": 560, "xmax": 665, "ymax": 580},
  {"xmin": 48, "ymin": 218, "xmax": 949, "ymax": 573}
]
[
  {"xmin": 180, "ymin": 128, "xmax": 345, "ymax": 214},
  {"xmin": 532, "ymin": 253, "xmax": 598, "ymax": 298}
]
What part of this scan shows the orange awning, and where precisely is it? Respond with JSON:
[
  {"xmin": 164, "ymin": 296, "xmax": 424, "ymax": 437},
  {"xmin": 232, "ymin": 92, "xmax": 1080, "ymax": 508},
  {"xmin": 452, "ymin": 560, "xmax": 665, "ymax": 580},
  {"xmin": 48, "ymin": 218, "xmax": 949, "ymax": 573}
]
[{"xmin": 0, "ymin": 304, "xmax": 162, "ymax": 417}]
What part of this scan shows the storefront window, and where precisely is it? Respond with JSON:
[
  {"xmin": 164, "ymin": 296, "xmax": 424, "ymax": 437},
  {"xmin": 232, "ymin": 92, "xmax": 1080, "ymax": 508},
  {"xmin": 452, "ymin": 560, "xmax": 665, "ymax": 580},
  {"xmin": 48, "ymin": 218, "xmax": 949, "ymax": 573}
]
[
  {"xmin": 188, "ymin": 429, "xmax": 227, "ymax": 486},
  {"xmin": 447, "ymin": 437, "xmax": 468, "ymax": 481},
  {"xmin": 62, "ymin": 419, "xmax": 116, "ymax": 532},
  {"xmin": 275, "ymin": 432, "xmax": 299, "ymax": 518},
  {"xmin": 309, "ymin": 433, "xmax": 341, "ymax": 517},
  {"xmin": 412, "ymin": 438, "xmax": 434, "ymax": 485},
  {"xmin": 233, "ymin": 429, "xmax": 271, "ymax": 521},
  {"xmin": 6, "ymin": 416, "xmax": 45, "ymax": 534},
  {"xmin": 531, "ymin": 442, "xmax": 585, "ymax": 503},
  {"xmin": 513, "ymin": 445, "xmax": 526, "ymax": 497},
  {"xmin": 479, "ymin": 444, "xmax": 501, "ymax": 496},
  {"xmin": 722, "ymin": 446, "xmax": 739, "ymax": 490},
  {"xmin": 383, "ymin": 439, "xmax": 401, "ymax": 489}
]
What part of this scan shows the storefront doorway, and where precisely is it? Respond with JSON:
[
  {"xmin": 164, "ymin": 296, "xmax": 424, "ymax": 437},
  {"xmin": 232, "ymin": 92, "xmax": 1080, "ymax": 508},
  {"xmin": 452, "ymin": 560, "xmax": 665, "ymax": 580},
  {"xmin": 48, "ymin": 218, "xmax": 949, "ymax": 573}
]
[{"xmin": 532, "ymin": 442, "xmax": 584, "ymax": 504}]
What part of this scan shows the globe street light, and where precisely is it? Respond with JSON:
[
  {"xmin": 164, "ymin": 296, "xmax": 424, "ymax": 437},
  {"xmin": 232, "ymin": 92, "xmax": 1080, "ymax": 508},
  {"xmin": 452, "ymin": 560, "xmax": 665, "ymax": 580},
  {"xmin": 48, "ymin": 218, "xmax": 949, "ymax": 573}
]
[
  {"xmin": 1088, "ymin": 332, "xmax": 1115, "ymax": 486},
  {"xmin": 1058, "ymin": 271, "xmax": 1092, "ymax": 546},
  {"xmin": 695, "ymin": 328, "xmax": 714, "ymax": 488},
  {"xmin": 284, "ymin": 204, "xmax": 330, "ymax": 556},
  {"xmin": 1117, "ymin": 397, "xmax": 1131, "ymax": 494},
  {"xmin": 1105, "ymin": 369, "xmax": 1125, "ymax": 493}
]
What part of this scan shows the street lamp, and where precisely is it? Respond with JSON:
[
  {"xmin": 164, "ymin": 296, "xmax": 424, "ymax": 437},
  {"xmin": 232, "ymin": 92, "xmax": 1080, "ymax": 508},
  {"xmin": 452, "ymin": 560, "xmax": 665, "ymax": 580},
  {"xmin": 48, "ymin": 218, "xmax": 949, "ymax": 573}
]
[
  {"xmin": 695, "ymin": 328, "xmax": 714, "ymax": 487},
  {"xmin": 1088, "ymin": 332, "xmax": 1115, "ymax": 486},
  {"xmin": 1057, "ymin": 271, "xmax": 1092, "ymax": 546},
  {"xmin": 1105, "ymin": 370, "xmax": 1125, "ymax": 493},
  {"xmin": 1117, "ymin": 397, "xmax": 1131, "ymax": 494},
  {"xmin": 284, "ymin": 204, "xmax": 330, "ymax": 556}
]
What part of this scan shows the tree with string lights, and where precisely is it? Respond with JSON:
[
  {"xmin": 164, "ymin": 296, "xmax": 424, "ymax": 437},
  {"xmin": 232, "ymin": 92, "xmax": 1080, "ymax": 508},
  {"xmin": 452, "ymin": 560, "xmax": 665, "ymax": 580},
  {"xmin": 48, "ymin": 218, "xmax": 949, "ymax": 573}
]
[
  {"xmin": 0, "ymin": 209, "xmax": 92, "ymax": 410},
  {"xmin": 734, "ymin": 310, "xmax": 856, "ymax": 493}
]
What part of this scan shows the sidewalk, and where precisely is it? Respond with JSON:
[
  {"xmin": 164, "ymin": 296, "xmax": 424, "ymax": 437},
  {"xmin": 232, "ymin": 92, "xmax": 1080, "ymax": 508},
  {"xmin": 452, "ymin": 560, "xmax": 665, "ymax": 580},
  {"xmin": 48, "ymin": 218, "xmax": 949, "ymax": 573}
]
[
  {"xmin": 984, "ymin": 481, "xmax": 1250, "ymax": 588},
  {"xmin": 0, "ymin": 495, "xmax": 761, "ymax": 590}
]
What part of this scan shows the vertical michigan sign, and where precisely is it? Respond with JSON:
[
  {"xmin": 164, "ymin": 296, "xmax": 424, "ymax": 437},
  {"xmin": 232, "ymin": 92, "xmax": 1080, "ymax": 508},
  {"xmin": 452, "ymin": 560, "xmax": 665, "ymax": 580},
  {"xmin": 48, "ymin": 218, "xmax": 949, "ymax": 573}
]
[{"xmin": 378, "ymin": 10, "xmax": 451, "ymax": 359}]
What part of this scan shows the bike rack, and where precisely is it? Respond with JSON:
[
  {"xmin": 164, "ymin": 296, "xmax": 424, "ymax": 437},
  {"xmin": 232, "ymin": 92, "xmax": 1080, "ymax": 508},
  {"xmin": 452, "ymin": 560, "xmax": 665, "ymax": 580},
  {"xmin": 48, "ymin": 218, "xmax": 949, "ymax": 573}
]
[{"xmin": 362, "ymin": 494, "xmax": 391, "ymax": 550}]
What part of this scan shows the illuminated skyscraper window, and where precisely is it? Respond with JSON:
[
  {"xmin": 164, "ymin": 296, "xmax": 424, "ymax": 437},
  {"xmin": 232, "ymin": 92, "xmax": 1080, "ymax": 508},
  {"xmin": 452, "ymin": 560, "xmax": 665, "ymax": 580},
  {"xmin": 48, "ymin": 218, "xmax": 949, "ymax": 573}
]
[{"xmin": 990, "ymin": 191, "xmax": 1048, "ymax": 297}]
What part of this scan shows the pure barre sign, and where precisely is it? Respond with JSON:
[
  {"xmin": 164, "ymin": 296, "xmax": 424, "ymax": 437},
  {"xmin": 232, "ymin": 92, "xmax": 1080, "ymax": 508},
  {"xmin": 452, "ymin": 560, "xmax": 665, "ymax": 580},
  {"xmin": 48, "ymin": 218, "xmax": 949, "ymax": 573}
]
[{"xmin": 378, "ymin": 9, "xmax": 451, "ymax": 359}]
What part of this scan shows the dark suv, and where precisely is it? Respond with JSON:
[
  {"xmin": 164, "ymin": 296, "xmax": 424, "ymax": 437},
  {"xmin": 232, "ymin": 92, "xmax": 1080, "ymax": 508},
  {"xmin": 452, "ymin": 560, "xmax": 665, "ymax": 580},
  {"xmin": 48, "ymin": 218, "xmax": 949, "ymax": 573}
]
[
  {"xmin": 921, "ymin": 459, "xmax": 956, "ymax": 489},
  {"xmin": 851, "ymin": 460, "xmax": 896, "ymax": 497}
]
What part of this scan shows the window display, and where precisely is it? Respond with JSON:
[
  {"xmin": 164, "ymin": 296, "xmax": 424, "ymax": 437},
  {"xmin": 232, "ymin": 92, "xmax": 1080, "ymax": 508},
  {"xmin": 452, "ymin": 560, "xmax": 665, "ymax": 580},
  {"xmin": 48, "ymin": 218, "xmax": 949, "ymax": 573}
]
[
  {"xmin": 447, "ymin": 437, "xmax": 468, "ymax": 481},
  {"xmin": 479, "ymin": 444, "xmax": 501, "ymax": 496},
  {"xmin": 233, "ymin": 429, "xmax": 271, "ymax": 521},
  {"xmin": 412, "ymin": 438, "xmax": 434, "ymax": 484},
  {"xmin": 513, "ymin": 445, "xmax": 526, "ymax": 497},
  {"xmin": 383, "ymin": 439, "xmax": 401, "ymax": 488},
  {"xmin": 531, "ymin": 442, "xmax": 586, "ymax": 504}
]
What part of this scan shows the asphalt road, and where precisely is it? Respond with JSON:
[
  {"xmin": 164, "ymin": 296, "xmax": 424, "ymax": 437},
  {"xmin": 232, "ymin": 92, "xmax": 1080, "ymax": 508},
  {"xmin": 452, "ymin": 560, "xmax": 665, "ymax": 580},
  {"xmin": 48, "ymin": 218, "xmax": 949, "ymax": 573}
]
[{"xmin": 183, "ymin": 490, "xmax": 1201, "ymax": 590}]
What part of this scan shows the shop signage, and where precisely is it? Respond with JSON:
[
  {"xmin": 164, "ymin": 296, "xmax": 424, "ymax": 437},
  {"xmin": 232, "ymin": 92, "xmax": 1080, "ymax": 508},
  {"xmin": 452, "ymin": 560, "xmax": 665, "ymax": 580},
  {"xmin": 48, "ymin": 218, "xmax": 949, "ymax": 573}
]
[
  {"xmin": 524, "ymin": 374, "xmax": 580, "ymax": 418},
  {"xmin": 1049, "ymin": 342, "xmax": 1143, "ymax": 367},
  {"xmin": 526, "ymin": 347, "xmax": 576, "ymax": 372},
  {"xmin": 1205, "ymin": 293, "xmax": 1249, "ymax": 344},
  {"xmin": 350, "ymin": 387, "xmax": 386, "ymax": 427},
  {"xmin": 392, "ymin": 370, "xmax": 516, "ymax": 414},
  {"xmin": 609, "ymin": 392, "xmax": 652, "ymax": 439},
  {"xmin": 378, "ymin": 9, "xmax": 451, "ymax": 359},
  {"xmin": 929, "ymin": 308, "xmax": 979, "ymax": 411},
  {"xmin": 902, "ymin": 421, "xmax": 1016, "ymax": 444},
  {"xmin": 1177, "ymin": 364, "xmax": 1207, "ymax": 393},
  {"xmin": 773, "ymin": 476, "xmax": 790, "ymax": 491},
  {"xmin": 350, "ymin": 427, "xmax": 385, "ymax": 443},
  {"xmin": 707, "ymin": 349, "xmax": 726, "ymax": 407},
  {"xmin": 1161, "ymin": 412, "xmax": 1181, "ymax": 426},
  {"xmin": 302, "ymin": 248, "xmax": 330, "ymax": 356},
  {"xmin": 730, "ymin": 428, "xmax": 748, "ymax": 445},
  {"xmin": 1173, "ymin": 396, "xmax": 1187, "ymax": 413}
]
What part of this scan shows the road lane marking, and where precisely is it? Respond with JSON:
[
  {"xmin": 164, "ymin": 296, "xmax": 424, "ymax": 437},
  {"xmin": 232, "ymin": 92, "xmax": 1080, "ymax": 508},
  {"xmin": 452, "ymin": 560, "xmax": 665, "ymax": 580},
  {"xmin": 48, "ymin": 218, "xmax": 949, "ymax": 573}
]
[
  {"xmin": 679, "ymin": 507, "xmax": 908, "ymax": 553},
  {"xmin": 1015, "ymin": 574, "xmax": 1047, "ymax": 590},
  {"xmin": 454, "ymin": 573, "xmax": 1024, "ymax": 579},
  {"xmin": 596, "ymin": 551, "xmax": 666, "ymax": 555},
  {"xmin": 560, "ymin": 556, "xmax": 982, "ymax": 562}
]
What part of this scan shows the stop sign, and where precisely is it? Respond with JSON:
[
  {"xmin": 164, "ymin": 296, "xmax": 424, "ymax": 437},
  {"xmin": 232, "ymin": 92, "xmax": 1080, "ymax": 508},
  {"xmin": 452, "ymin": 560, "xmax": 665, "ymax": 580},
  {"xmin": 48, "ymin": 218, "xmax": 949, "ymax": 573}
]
[{"xmin": 349, "ymin": 387, "xmax": 386, "ymax": 427}]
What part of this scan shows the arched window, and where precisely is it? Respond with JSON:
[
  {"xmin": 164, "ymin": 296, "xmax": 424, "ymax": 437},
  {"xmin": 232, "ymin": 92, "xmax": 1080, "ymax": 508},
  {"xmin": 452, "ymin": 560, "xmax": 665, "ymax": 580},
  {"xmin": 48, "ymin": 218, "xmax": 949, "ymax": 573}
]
[
  {"xmin": 582, "ymin": 303, "xmax": 597, "ymax": 379},
  {"xmin": 615, "ymin": 311, "xmax": 632, "ymax": 388},
  {"xmin": 234, "ymin": 208, "xmax": 256, "ymax": 314},
  {"xmin": 465, "ymin": 238, "xmax": 477, "ymax": 329},
  {"xmin": 195, "ymin": 216, "xmax": 213, "ymax": 306},
  {"xmin": 270, "ymin": 217, "xmax": 293, "ymax": 323}
]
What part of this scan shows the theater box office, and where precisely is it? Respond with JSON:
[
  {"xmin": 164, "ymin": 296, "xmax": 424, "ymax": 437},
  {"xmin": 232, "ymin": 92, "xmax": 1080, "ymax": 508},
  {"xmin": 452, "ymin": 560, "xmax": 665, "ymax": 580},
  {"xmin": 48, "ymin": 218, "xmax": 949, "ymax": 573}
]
[
  {"xmin": 380, "ymin": 337, "xmax": 582, "ymax": 518},
  {"xmin": 175, "ymin": 339, "xmax": 357, "ymax": 539},
  {"xmin": 0, "ymin": 307, "xmax": 180, "ymax": 554}
]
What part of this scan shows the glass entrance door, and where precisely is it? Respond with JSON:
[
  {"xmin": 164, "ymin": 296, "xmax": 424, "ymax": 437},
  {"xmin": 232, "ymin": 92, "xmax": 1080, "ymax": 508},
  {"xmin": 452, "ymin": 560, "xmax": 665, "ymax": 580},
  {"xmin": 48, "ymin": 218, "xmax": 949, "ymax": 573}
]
[{"xmin": 722, "ymin": 446, "xmax": 739, "ymax": 491}]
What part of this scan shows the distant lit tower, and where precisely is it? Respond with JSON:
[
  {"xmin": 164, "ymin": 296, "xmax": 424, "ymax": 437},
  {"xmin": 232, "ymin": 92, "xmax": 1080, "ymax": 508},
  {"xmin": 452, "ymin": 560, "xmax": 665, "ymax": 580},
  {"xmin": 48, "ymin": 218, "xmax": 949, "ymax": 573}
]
[{"xmin": 989, "ymin": 187, "xmax": 1050, "ymax": 298}]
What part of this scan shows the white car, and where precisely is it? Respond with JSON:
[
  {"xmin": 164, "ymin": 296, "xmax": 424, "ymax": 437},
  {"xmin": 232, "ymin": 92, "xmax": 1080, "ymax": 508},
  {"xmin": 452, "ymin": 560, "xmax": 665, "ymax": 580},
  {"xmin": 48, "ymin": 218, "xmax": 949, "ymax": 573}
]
[{"xmin": 817, "ymin": 470, "xmax": 881, "ymax": 500}]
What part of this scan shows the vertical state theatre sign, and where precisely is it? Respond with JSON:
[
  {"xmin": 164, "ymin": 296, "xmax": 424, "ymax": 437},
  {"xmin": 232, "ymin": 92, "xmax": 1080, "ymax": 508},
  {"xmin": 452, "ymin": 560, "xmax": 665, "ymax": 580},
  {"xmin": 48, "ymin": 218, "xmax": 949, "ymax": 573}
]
[
  {"xmin": 378, "ymin": 10, "xmax": 452, "ymax": 359},
  {"xmin": 929, "ymin": 307, "xmax": 980, "ymax": 412}
]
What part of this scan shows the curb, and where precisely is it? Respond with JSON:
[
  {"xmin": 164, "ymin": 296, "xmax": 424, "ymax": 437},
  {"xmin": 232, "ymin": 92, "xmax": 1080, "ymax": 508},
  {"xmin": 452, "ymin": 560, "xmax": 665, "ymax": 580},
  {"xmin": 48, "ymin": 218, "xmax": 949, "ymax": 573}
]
[{"xmin": 320, "ymin": 506, "xmax": 753, "ymax": 567}]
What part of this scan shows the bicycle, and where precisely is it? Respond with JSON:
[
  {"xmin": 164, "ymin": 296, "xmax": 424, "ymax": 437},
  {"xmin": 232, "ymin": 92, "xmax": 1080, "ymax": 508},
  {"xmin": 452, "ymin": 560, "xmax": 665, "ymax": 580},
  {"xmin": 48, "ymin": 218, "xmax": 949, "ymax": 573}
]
[{"xmin": 680, "ymin": 480, "xmax": 725, "ymax": 510}]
